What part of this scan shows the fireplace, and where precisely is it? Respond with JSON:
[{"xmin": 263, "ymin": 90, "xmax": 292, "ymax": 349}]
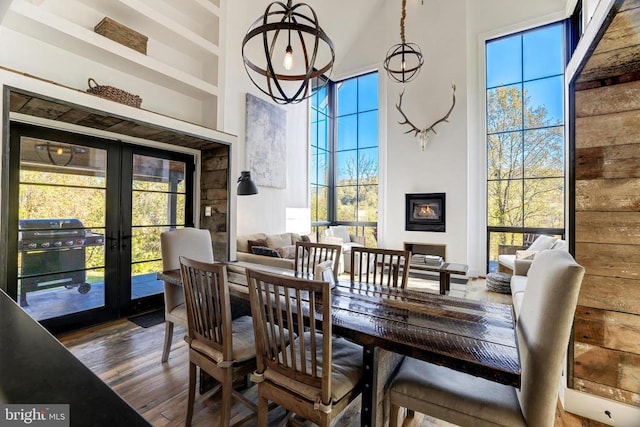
[{"xmin": 405, "ymin": 193, "xmax": 446, "ymax": 232}]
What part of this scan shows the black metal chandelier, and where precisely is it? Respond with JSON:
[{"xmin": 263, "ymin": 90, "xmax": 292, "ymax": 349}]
[
  {"xmin": 242, "ymin": 0, "xmax": 335, "ymax": 104},
  {"xmin": 383, "ymin": 0, "xmax": 424, "ymax": 84}
]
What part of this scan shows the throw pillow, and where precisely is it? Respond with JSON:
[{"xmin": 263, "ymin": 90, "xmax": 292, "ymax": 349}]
[
  {"xmin": 251, "ymin": 246, "xmax": 281, "ymax": 258},
  {"xmin": 276, "ymin": 245, "xmax": 298, "ymax": 259},
  {"xmin": 329, "ymin": 226, "xmax": 351, "ymax": 243},
  {"xmin": 516, "ymin": 250, "xmax": 538, "ymax": 260},
  {"xmin": 247, "ymin": 239, "xmax": 268, "ymax": 253},
  {"xmin": 528, "ymin": 235, "xmax": 557, "ymax": 252},
  {"xmin": 551, "ymin": 239, "xmax": 567, "ymax": 250},
  {"xmin": 301, "ymin": 234, "xmax": 311, "ymax": 242}
]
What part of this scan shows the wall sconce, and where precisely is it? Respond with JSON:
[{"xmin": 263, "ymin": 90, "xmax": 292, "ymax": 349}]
[{"xmin": 237, "ymin": 171, "xmax": 258, "ymax": 195}]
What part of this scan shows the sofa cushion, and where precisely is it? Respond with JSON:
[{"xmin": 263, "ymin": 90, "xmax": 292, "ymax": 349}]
[
  {"xmin": 528, "ymin": 235, "xmax": 557, "ymax": 252},
  {"xmin": 266, "ymin": 233, "xmax": 293, "ymax": 249},
  {"xmin": 498, "ymin": 254, "xmax": 516, "ymax": 271},
  {"xmin": 251, "ymin": 246, "xmax": 281, "ymax": 258},
  {"xmin": 276, "ymin": 245, "xmax": 297, "ymax": 259}
]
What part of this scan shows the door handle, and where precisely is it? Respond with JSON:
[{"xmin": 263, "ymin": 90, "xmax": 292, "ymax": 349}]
[
  {"xmin": 120, "ymin": 232, "xmax": 132, "ymax": 250},
  {"xmin": 106, "ymin": 232, "xmax": 119, "ymax": 251}
]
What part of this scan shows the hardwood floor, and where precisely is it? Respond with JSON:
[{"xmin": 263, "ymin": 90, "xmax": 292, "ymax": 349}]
[{"xmin": 57, "ymin": 278, "xmax": 601, "ymax": 426}]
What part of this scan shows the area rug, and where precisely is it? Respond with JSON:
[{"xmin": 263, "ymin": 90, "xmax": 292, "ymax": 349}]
[{"xmin": 128, "ymin": 310, "xmax": 165, "ymax": 328}]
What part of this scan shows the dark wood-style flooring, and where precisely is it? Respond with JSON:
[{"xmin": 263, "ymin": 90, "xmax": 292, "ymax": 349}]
[{"xmin": 57, "ymin": 277, "xmax": 603, "ymax": 426}]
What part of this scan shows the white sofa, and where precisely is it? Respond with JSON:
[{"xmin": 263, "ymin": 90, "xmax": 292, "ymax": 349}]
[
  {"xmin": 320, "ymin": 226, "xmax": 364, "ymax": 273},
  {"xmin": 498, "ymin": 235, "xmax": 567, "ymax": 273}
]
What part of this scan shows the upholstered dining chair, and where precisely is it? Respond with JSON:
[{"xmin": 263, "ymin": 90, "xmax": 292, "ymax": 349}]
[
  {"xmin": 180, "ymin": 257, "xmax": 257, "ymax": 427},
  {"xmin": 389, "ymin": 249, "xmax": 585, "ymax": 427},
  {"xmin": 294, "ymin": 241, "xmax": 342, "ymax": 281},
  {"xmin": 350, "ymin": 247, "xmax": 411, "ymax": 288},
  {"xmin": 160, "ymin": 227, "xmax": 214, "ymax": 363},
  {"xmin": 246, "ymin": 268, "xmax": 363, "ymax": 427}
]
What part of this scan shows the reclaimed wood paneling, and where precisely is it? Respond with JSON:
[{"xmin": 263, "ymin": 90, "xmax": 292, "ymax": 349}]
[
  {"xmin": 576, "ymin": 144, "xmax": 640, "ymax": 179},
  {"xmin": 574, "ymin": 306, "xmax": 640, "ymax": 353},
  {"xmin": 575, "ymin": 242, "xmax": 640, "ymax": 279},
  {"xmin": 574, "ymin": 377, "xmax": 640, "ymax": 407},
  {"xmin": 574, "ymin": 342, "xmax": 640, "ymax": 394},
  {"xmin": 575, "ymin": 109, "xmax": 640, "ymax": 149},
  {"xmin": 578, "ymin": 275, "xmax": 640, "ymax": 315},
  {"xmin": 573, "ymin": 0, "xmax": 640, "ymax": 412},
  {"xmin": 576, "ymin": 211, "xmax": 640, "ymax": 244},
  {"xmin": 575, "ymin": 80, "xmax": 640, "ymax": 117},
  {"xmin": 575, "ymin": 178, "xmax": 640, "ymax": 211}
]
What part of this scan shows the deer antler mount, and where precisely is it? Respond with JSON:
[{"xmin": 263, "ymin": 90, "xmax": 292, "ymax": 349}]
[{"xmin": 396, "ymin": 84, "xmax": 456, "ymax": 151}]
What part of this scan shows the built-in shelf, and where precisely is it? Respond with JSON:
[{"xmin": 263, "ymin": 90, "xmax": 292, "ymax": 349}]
[
  {"xmin": 5, "ymin": 0, "xmax": 219, "ymax": 100},
  {"xmin": 77, "ymin": 0, "xmax": 221, "ymax": 59}
]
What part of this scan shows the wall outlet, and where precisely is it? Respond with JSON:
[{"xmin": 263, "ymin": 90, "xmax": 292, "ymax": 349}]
[{"xmin": 205, "ymin": 206, "xmax": 212, "ymax": 216}]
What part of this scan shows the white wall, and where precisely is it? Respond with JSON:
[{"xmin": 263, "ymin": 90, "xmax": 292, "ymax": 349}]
[
  {"xmin": 338, "ymin": 0, "xmax": 469, "ymax": 268},
  {"xmin": 223, "ymin": 0, "xmax": 309, "ymax": 236}
]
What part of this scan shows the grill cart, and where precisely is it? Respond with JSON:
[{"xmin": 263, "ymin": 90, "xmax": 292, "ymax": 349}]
[{"xmin": 18, "ymin": 218, "xmax": 104, "ymax": 306}]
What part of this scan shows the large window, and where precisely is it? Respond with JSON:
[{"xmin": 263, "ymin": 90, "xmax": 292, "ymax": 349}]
[
  {"xmin": 486, "ymin": 22, "xmax": 566, "ymax": 271},
  {"xmin": 310, "ymin": 72, "xmax": 379, "ymax": 245}
]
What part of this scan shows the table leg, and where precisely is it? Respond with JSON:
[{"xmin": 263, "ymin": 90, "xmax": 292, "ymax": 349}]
[
  {"xmin": 361, "ymin": 345, "xmax": 376, "ymax": 427},
  {"xmin": 361, "ymin": 346, "xmax": 404, "ymax": 427},
  {"xmin": 439, "ymin": 272, "xmax": 452, "ymax": 295}
]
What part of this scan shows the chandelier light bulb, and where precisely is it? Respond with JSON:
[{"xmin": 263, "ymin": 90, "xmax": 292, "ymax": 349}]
[{"xmin": 283, "ymin": 45, "xmax": 294, "ymax": 70}]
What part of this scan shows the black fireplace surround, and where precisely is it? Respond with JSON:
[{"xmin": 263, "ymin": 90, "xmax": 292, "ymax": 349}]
[{"xmin": 405, "ymin": 193, "xmax": 446, "ymax": 232}]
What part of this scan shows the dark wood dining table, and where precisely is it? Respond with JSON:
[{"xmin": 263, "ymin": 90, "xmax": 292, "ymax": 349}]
[{"xmin": 158, "ymin": 261, "xmax": 520, "ymax": 427}]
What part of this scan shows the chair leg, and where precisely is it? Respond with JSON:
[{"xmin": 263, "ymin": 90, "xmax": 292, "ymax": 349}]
[
  {"xmin": 186, "ymin": 362, "xmax": 196, "ymax": 426},
  {"xmin": 161, "ymin": 320, "xmax": 174, "ymax": 363},
  {"xmin": 257, "ymin": 390, "xmax": 269, "ymax": 427},
  {"xmin": 389, "ymin": 403, "xmax": 401, "ymax": 427},
  {"xmin": 220, "ymin": 374, "xmax": 232, "ymax": 427}
]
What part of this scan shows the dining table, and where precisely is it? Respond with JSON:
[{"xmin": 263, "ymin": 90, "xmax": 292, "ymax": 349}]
[{"xmin": 158, "ymin": 260, "xmax": 520, "ymax": 427}]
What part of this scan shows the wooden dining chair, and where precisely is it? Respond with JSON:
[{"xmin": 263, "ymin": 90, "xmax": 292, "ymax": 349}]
[
  {"xmin": 389, "ymin": 249, "xmax": 585, "ymax": 427},
  {"xmin": 294, "ymin": 241, "xmax": 342, "ymax": 281},
  {"xmin": 179, "ymin": 256, "xmax": 257, "ymax": 427},
  {"xmin": 350, "ymin": 247, "xmax": 411, "ymax": 288},
  {"xmin": 160, "ymin": 227, "xmax": 214, "ymax": 363},
  {"xmin": 245, "ymin": 268, "xmax": 363, "ymax": 427}
]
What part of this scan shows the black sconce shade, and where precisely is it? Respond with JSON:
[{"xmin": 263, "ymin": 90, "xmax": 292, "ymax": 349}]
[{"xmin": 237, "ymin": 171, "xmax": 258, "ymax": 195}]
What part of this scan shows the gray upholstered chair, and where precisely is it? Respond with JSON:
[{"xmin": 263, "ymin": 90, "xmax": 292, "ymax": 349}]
[
  {"xmin": 389, "ymin": 249, "xmax": 585, "ymax": 427},
  {"xmin": 159, "ymin": 228, "xmax": 213, "ymax": 362}
]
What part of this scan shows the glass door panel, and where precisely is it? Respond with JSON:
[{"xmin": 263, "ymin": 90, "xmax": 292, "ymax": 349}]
[
  {"xmin": 17, "ymin": 137, "xmax": 107, "ymax": 320},
  {"xmin": 130, "ymin": 154, "xmax": 189, "ymax": 300}
]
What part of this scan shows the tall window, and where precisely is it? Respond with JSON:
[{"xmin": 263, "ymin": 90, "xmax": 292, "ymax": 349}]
[
  {"xmin": 310, "ymin": 72, "xmax": 379, "ymax": 245},
  {"xmin": 486, "ymin": 22, "xmax": 566, "ymax": 271}
]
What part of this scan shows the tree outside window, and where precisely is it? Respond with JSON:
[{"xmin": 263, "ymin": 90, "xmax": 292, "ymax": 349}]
[{"xmin": 486, "ymin": 22, "xmax": 566, "ymax": 271}]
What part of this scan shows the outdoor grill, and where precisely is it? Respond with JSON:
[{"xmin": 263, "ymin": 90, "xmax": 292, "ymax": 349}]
[{"xmin": 18, "ymin": 218, "xmax": 104, "ymax": 306}]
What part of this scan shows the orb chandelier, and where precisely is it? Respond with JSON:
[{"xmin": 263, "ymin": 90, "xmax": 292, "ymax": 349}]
[
  {"xmin": 242, "ymin": 0, "xmax": 335, "ymax": 105},
  {"xmin": 383, "ymin": 0, "xmax": 424, "ymax": 84}
]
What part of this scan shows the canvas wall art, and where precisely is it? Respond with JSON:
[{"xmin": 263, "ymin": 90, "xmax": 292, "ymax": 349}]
[{"xmin": 245, "ymin": 93, "xmax": 287, "ymax": 189}]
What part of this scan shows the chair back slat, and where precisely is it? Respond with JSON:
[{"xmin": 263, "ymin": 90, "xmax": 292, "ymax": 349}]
[
  {"xmin": 246, "ymin": 268, "xmax": 332, "ymax": 398},
  {"xmin": 180, "ymin": 256, "xmax": 232, "ymax": 361},
  {"xmin": 295, "ymin": 241, "xmax": 342, "ymax": 280},
  {"xmin": 350, "ymin": 247, "xmax": 411, "ymax": 288}
]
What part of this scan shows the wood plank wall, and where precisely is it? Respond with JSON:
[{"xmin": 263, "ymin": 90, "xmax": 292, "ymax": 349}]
[{"xmin": 574, "ymin": 78, "xmax": 640, "ymax": 407}]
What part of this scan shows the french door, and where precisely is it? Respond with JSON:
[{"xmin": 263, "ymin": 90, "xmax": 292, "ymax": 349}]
[{"xmin": 7, "ymin": 122, "xmax": 194, "ymax": 333}]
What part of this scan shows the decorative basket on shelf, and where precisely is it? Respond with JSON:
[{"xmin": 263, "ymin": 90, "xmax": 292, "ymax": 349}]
[{"xmin": 86, "ymin": 78, "xmax": 142, "ymax": 108}]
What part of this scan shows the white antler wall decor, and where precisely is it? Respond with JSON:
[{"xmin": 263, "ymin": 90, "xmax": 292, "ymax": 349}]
[{"xmin": 396, "ymin": 84, "xmax": 456, "ymax": 151}]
